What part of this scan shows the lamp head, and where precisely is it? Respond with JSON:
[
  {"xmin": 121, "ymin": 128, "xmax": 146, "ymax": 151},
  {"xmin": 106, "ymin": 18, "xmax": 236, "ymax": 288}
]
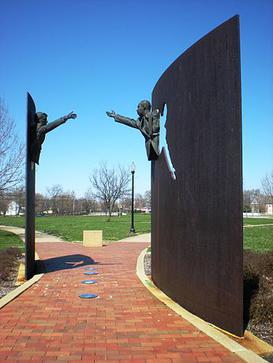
[{"xmin": 130, "ymin": 162, "xmax": 136, "ymax": 173}]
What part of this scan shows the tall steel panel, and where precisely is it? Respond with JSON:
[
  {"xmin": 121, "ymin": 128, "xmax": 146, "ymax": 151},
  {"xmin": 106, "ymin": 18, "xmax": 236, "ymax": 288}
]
[
  {"xmin": 151, "ymin": 16, "xmax": 243, "ymax": 336},
  {"xmin": 25, "ymin": 92, "xmax": 36, "ymax": 279}
]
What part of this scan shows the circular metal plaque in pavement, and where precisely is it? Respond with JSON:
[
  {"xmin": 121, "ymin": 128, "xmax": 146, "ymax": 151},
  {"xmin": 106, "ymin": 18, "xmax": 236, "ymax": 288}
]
[
  {"xmin": 84, "ymin": 271, "xmax": 98, "ymax": 275},
  {"xmin": 81, "ymin": 280, "xmax": 97, "ymax": 284},
  {"xmin": 79, "ymin": 293, "xmax": 98, "ymax": 299}
]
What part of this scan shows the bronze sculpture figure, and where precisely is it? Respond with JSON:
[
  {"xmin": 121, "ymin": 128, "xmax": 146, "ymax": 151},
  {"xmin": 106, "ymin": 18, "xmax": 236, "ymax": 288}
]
[
  {"xmin": 31, "ymin": 111, "xmax": 77, "ymax": 164},
  {"xmin": 25, "ymin": 92, "xmax": 77, "ymax": 279},
  {"xmin": 106, "ymin": 100, "xmax": 160, "ymax": 160}
]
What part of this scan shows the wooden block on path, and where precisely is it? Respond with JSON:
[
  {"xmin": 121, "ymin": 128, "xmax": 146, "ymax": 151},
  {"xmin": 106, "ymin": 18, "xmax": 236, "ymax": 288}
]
[{"xmin": 83, "ymin": 230, "xmax": 103, "ymax": 247}]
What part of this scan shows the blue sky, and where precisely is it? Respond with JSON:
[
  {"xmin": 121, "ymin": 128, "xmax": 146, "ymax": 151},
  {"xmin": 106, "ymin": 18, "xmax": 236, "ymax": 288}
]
[{"xmin": 0, "ymin": 0, "xmax": 272, "ymax": 197}]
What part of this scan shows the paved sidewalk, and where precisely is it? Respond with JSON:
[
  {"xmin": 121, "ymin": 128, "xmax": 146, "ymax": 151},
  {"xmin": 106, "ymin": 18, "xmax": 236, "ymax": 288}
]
[
  {"xmin": 118, "ymin": 233, "xmax": 151, "ymax": 243},
  {"xmin": 243, "ymin": 223, "xmax": 273, "ymax": 228},
  {"xmin": 0, "ymin": 225, "xmax": 65, "ymax": 243},
  {"xmin": 0, "ymin": 240, "xmax": 245, "ymax": 362}
]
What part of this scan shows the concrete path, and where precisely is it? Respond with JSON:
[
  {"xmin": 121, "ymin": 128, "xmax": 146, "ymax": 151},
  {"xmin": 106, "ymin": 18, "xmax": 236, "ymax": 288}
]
[
  {"xmin": 0, "ymin": 225, "xmax": 66, "ymax": 243},
  {"xmin": 118, "ymin": 233, "xmax": 151, "ymax": 243},
  {"xmin": 0, "ymin": 237, "xmax": 248, "ymax": 363},
  {"xmin": 243, "ymin": 223, "xmax": 273, "ymax": 228}
]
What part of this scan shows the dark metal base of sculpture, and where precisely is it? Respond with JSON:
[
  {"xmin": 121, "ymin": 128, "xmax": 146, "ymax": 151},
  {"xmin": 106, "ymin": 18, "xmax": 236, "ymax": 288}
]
[
  {"xmin": 151, "ymin": 16, "xmax": 243, "ymax": 336},
  {"xmin": 25, "ymin": 93, "xmax": 36, "ymax": 280}
]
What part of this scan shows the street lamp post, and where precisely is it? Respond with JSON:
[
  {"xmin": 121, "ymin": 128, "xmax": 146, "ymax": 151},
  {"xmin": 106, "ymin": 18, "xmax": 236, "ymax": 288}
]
[{"xmin": 130, "ymin": 162, "xmax": 136, "ymax": 233}]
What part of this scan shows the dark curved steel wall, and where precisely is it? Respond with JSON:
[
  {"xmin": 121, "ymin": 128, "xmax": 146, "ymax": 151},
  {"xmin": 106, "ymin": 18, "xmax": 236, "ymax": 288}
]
[
  {"xmin": 151, "ymin": 16, "xmax": 243, "ymax": 336},
  {"xmin": 25, "ymin": 93, "xmax": 36, "ymax": 279}
]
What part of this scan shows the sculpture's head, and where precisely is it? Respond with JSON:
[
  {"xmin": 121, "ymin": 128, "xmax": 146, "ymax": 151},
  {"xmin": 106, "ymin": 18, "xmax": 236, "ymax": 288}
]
[
  {"xmin": 36, "ymin": 112, "xmax": 48, "ymax": 126},
  {"xmin": 137, "ymin": 100, "xmax": 151, "ymax": 117}
]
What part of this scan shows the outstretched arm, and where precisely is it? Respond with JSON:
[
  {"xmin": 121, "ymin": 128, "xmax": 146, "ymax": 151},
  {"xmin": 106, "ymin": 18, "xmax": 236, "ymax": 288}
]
[
  {"xmin": 106, "ymin": 110, "xmax": 138, "ymax": 129},
  {"xmin": 44, "ymin": 112, "xmax": 77, "ymax": 133}
]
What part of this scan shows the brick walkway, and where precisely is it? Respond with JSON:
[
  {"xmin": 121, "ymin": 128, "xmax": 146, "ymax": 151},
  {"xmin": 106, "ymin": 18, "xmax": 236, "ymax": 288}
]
[{"xmin": 0, "ymin": 241, "xmax": 244, "ymax": 363}]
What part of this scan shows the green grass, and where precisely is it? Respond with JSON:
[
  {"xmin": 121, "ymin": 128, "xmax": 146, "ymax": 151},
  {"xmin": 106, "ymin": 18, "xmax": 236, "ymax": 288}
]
[
  {"xmin": 244, "ymin": 226, "xmax": 273, "ymax": 252},
  {"xmin": 0, "ymin": 214, "xmax": 151, "ymax": 242},
  {"xmin": 0, "ymin": 229, "xmax": 24, "ymax": 251},
  {"xmin": 0, "ymin": 215, "xmax": 272, "ymax": 253},
  {"xmin": 243, "ymin": 217, "xmax": 273, "ymax": 225},
  {"xmin": 243, "ymin": 218, "xmax": 273, "ymax": 252}
]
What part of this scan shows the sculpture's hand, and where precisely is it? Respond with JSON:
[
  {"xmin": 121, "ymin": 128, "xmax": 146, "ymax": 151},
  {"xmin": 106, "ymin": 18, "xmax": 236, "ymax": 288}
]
[
  {"xmin": 65, "ymin": 111, "xmax": 77, "ymax": 120},
  {"xmin": 106, "ymin": 110, "xmax": 116, "ymax": 118}
]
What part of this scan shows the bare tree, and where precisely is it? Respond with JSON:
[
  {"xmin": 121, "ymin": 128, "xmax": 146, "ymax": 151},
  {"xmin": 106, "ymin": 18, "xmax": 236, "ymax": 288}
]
[
  {"xmin": 35, "ymin": 193, "xmax": 48, "ymax": 215},
  {"xmin": 83, "ymin": 191, "xmax": 100, "ymax": 214},
  {"xmin": 74, "ymin": 197, "xmax": 88, "ymax": 215},
  {"xmin": 46, "ymin": 184, "xmax": 64, "ymax": 214},
  {"xmin": 90, "ymin": 162, "xmax": 130, "ymax": 218},
  {"xmin": 261, "ymin": 171, "xmax": 273, "ymax": 204},
  {"xmin": 0, "ymin": 193, "xmax": 10, "ymax": 216},
  {"xmin": 57, "ymin": 191, "xmax": 75, "ymax": 215},
  {"xmin": 45, "ymin": 186, "xmax": 79, "ymax": 215},
  {"xmin": 135, "ymin": 193, "xmax": 146, "ymax": 210},
  {"xmin": 0, "ymin": 99, "xmax": 24, "ymax": 193},
  {"xmin": 120, "ymin": 196, "xmax": 131, "ymax": 212},
  {"xmin": 144, "ymin": 190, "xmax": 151, "ymax": 210}
]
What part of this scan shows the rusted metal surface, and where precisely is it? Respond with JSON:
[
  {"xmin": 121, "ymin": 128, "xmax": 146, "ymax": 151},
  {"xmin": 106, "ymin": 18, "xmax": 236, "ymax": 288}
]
[
  {"xmin": 151, "ymin": 16, "xmax": 243, "ymax": 336},
  {"xmin": 25, "ymin": 92, "xmax": 36, "ymax": 280}
]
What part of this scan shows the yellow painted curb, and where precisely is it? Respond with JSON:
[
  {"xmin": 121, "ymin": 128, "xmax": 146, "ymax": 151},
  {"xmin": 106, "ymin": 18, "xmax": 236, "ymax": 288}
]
[
  {"xmin": 136, "ymin": 248, "xmax": 268, "ymax": 363},
  {"xmin": 239, "ymin": 331, "xmax": 273, "ymax": 356},
  {"xmin": 15, "ymin": 251, "xmax": 41, "ymax": 286},
  {"xmin": 15, "ymin": 261, "xmax": 26, "ymax": 285},
  {"xmin": 1, "ymin": 252, "xmax": 43, "ymax": 309}
]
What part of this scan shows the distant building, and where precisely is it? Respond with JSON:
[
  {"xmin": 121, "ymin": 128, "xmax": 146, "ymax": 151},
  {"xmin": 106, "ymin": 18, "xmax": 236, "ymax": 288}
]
[
  {"xmin": 265, "ymin": 203, "xmax": 273, "ymax": 215},
  {"xmin": 250, "ymin": 198, "xmax": 259, "ymax": 213},
  {"xmin": 138, "ymin": 208, "xmax": 151, "ymax": 214},
  {"xmin": 6, "ymin": 201, "xmax": 19, "ymax": 216}
]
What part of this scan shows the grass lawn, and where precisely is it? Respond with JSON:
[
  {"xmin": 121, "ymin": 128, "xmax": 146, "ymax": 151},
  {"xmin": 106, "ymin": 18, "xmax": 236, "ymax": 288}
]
[
  {"xmin": 244, "ymin": 225, "xmax": 273, "ymax": 252},
  {"xmin": 0, "ymin": 229, "xmax": 24, "ymax": 251},
  {"xmin": 243, "ymin": 217, "xmax": 273, "ymax": 252},
  {"xmin": 243, "ymin": 217, "xmax": 273, "ymax": 225},
  {"xmin": 0, "ymin": 215, "xmax": 272, "ymax": 252},
  {"xmin": 0, "ymin": 214, "xmax": 151, "ymax": 242}
]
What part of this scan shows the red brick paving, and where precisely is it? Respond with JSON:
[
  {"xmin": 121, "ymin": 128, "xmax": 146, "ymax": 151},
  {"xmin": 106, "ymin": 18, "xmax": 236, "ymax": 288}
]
[{"xmin": 0, "ymin": 242, "xmax": 244, "ymax": 362}]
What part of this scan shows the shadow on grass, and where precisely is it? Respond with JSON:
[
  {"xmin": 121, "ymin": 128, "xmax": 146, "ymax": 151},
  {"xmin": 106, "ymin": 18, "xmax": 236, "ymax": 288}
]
[{"xmin": 36, "ymin": 254, "xmax": 97, "ymax": 273}]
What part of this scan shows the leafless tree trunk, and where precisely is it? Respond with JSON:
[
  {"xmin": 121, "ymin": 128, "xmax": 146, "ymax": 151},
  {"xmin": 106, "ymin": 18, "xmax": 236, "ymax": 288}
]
[
  {"xmin": 134, "ymin": 193, "xmax": 146, "ymax": 210},
  {"xmin": 0, "ymin": 99, "xmax": 24, "ymax": 193},
  {"xmin": 83, "ymin": 191, "xmax": 100, "ymax": 214},
  {"xmin": 0, "ymin": 193, "xmax": 10, "ymax": 216},
  {"xmin": 46, "ymin": 184, "xmax": 64, "ymax": 214},
  {"xmin": 35, "ymin": 193, "xmax": 47, "ymax": 215},
  {"xmin": 120, "ymin": 196, "xmax": 131, "ymax": 212},
  {"xmin": 261, "ymin": 171, "xmax": 273, "ymax": 203},
  {"xmin": 90, "ymin": 162, "xmax": 130, "ymax": 219}
]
